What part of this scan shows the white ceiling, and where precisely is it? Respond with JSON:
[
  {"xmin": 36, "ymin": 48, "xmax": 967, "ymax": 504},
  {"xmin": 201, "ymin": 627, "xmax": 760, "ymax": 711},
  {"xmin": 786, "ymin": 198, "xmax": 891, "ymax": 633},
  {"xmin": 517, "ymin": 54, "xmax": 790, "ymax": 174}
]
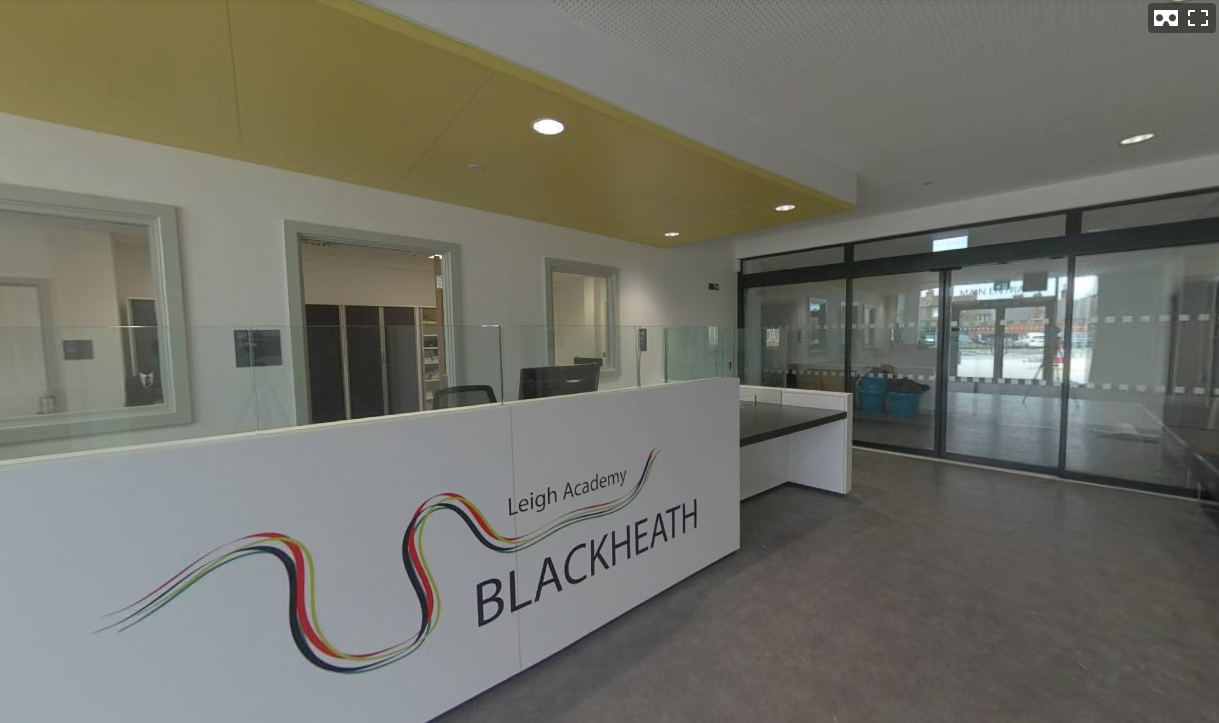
[
  {"xmin": 368, "ymin": 0, "xmax": 1219, "ymax": 226},
  {"xmin": 548, "ymin": 0, "xmax": 1219, "ymax": 213}
]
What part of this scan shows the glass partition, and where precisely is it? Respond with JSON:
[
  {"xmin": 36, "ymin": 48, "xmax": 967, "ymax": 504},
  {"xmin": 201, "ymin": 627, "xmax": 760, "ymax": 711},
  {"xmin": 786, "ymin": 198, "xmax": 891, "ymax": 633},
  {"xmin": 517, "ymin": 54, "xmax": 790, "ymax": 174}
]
[
  {"xmin": 1067, "ymin": 244, "xmax": 1219, "ymax": 491},
  {"xmin": 850, "ymin": 272, "xmax": 941, "ymax": 450},
  {"xmin": 742, "ymin": 281, "xmax": 847, "ymax": 389},
  {"xmin": 659, "ymin": 326, "xmax": 737, "ymax": 383},
  {"xmin": 499, "ymin": 325, "xmax": 640, "ymax": 401},
  {"xmin": 0, "ymin": 325, "xmax": 253, "ymax": 461},
  {"xmin": 0, "ymin": 324, "xmax": 734, "ymax": 463},
  {"xmin": 740, "ymin": 324, "xmax": 789, "ymax": 388}
]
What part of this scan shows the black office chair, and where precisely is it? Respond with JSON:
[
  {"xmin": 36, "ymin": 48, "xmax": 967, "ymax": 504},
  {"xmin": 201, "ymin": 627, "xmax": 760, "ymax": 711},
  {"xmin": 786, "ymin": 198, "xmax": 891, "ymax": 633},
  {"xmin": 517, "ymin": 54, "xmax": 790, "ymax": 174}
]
[
  {"xmin": 573, "ymin": 357, "xmax": 603, "ymax": 366},
  {"xmin": 432, "ymin": 385, "xmax": 497, "ymax": 410}
]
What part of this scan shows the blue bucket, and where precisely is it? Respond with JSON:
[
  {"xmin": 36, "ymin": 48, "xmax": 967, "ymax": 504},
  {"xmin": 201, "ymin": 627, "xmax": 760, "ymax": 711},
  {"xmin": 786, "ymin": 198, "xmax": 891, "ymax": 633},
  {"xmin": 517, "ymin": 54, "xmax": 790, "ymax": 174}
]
[
  {"xmin": 857, "ymin": 376, "xmax": 888, "ymax": 393},
  {"xmin": 859, "ymin": 389, "xmax": 886, "ymax": 414},
  {"xmin": 887, "ymin": 391, "xmax": 922, "ymax": 419}
]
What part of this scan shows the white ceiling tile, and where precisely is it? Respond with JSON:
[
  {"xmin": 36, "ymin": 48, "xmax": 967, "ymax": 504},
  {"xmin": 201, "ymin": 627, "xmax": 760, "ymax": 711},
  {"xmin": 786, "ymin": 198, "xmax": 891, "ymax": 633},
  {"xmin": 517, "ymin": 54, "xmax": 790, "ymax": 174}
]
[{"xmin": 550, "ymin": 0, "xmax": 1219, "ymax": 212}]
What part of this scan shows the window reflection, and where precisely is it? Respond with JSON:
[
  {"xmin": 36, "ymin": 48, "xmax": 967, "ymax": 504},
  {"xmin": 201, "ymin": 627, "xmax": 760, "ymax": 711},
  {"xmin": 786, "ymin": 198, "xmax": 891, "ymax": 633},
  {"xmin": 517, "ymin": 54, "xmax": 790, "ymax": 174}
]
[{"xmin": 0, "ymin": 211, "xmax": 161, "ymax": 421}]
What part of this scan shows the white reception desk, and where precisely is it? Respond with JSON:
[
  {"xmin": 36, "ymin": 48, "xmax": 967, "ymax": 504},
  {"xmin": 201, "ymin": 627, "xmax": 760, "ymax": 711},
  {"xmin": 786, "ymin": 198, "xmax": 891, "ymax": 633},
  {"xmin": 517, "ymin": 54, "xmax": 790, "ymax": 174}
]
[
  {"xmin": 0, "ymin": 378, "xmax": 741, "ymax": 723},
  {"xmin": 738, "ymin": 384, "xmax": 854, "ymax": 498}
]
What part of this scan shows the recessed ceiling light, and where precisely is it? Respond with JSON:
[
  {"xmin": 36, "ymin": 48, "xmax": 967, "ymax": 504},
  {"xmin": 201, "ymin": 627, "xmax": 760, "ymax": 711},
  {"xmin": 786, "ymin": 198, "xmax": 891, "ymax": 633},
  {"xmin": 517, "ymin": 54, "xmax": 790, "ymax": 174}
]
[
  {"xmin": 532, "ymin": 118, "xmax": 565, "ymax": 136},
  {"xmin": 429, "ymin": 254, "xmax": 442, "ymax": 259},
  {"xmin": 467, "ymin": 163, "xmax": 483, "ymax": 172},
  {"xmin": 774, "ymin": 204, "xmax": 796, "ymax": 212},
  {"xmin": 664, "ymin": 231, "xmax": 681, "ymax": 237},
  {"xmin": 1120, "ymin": 133, "xmax": 1156, "ymax": 146}
]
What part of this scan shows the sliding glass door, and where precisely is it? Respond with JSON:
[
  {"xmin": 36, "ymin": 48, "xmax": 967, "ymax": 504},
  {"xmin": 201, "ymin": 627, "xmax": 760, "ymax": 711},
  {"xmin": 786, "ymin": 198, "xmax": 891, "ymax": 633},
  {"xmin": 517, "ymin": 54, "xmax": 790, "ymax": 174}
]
[
  {"xmin": 850, "ymin": 272, "xmax": 941, "ymax": 450},
  {"xmin": 945, "ymin": 259, "xmax": 1067, "ymax": 468}
]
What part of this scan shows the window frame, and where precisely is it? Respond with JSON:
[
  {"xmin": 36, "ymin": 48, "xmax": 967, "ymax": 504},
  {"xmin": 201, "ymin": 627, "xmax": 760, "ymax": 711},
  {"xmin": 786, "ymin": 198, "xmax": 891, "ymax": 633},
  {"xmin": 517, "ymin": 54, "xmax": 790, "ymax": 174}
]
[
  {"xmin": 544, "ymin": 258, "xmax": 620, "ymax": 374},
  {"xmin": 282, "ymin": 220, "xmax": 463, "ymax": 426},
  {"xmin": 0, "ymin": 182, "xmax": 191, "ymax": 446}
]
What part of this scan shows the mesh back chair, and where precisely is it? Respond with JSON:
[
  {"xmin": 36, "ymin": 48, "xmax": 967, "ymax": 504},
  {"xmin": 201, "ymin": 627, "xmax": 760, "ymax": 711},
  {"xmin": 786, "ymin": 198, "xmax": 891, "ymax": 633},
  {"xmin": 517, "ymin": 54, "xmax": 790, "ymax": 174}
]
[{"xmin": 432, "ymin": 385, "xmax": 497, "ymax": 410}]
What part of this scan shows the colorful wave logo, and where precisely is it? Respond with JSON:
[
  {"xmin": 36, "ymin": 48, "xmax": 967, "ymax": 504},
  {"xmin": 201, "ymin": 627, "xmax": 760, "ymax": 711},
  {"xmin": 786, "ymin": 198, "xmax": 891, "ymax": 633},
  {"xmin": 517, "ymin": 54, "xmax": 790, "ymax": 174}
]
[{"xmin": 99, "ymin": 449, "xmax": 659, "ymax": 674}]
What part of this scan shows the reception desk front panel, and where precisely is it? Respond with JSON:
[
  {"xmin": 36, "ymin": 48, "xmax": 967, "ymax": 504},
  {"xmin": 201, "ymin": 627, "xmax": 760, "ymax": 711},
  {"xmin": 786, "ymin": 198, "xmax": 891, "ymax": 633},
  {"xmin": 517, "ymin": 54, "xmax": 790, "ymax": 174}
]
[{"xmin": 0, "ymin": 378, "xmax": 740, "ymax": 722}]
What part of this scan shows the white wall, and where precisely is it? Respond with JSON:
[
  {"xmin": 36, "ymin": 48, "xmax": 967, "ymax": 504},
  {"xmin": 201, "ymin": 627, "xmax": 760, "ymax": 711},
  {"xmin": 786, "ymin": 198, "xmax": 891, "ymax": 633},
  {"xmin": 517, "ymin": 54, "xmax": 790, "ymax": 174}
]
[
  {"xmin": 0, "ymin": 112, "xmax": 736, "ymax": 457},
  {"xmin": 735, "ymin": 152, "xmax": 1219, "ymax": 258}
]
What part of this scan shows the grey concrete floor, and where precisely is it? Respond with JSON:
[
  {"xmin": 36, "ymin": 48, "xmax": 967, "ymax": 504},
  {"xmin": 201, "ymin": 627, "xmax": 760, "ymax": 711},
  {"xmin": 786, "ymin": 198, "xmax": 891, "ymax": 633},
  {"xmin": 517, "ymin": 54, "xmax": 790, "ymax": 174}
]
[
  {"xmin": 854, "ymin": 395, "xmax": 1193, "ymax": 488},
  {"xmin": 437, "ymin": 450, "xmax": 1219, "ymax": 723}
]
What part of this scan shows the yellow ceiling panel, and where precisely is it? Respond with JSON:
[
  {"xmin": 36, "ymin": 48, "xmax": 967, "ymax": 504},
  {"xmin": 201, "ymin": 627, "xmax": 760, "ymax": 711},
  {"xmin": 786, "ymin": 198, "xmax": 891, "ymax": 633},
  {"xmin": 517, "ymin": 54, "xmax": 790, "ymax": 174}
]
[
  {"xmin": 661, "ymin": 195, "xmax": 837, "ymax": 246},
  {"xmin": 398, "ymin": 71, "xmax": 641, "ymax": 227},
  {"xmin": 228, "ymin": 0, "xmax": 493, "ymax": 189},
  {"xmin": 0, "ymin": 0, "xmax": 851, "ymax": 246},
  {"xmin": 402, "ymin": 69, "xmax": 845, "ymax": 244},
  {"xmin": 0, "ymin": 0, "xmax": 240, "ymax": 157}
]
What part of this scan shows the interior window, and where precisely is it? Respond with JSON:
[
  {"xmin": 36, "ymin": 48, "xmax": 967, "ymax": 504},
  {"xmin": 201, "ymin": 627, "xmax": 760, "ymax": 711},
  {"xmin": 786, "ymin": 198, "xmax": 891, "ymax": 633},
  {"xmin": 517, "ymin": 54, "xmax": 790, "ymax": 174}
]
[
  {"xmin": 546, "ymin": 259, "xmax": 619, "ymax": 371},
  {"xmin": 0, "ymin": 185, "xmax": 189, "ymax": 445}
]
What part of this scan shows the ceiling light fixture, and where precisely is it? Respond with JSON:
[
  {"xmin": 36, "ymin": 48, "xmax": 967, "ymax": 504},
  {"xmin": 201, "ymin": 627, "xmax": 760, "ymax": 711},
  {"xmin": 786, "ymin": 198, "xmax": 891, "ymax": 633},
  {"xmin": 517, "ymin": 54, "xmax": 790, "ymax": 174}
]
[
  {"xmin": 1120, "ymin": 132, "xmax": 1156, "ymax": 146},
  {"xmin": 429, "ymin": 254, "xmax": 442, "ymax": 259},
  {"xmin": 664, "ymin": 231, "xmax": 680, "ymax": 237},
  {"xmin": 774, "ymin": 204, "xmax": 796, "ymax": 212},
  {"xmin": 532, "ymin": 118, "xmax": 565, "ymax": 136}
]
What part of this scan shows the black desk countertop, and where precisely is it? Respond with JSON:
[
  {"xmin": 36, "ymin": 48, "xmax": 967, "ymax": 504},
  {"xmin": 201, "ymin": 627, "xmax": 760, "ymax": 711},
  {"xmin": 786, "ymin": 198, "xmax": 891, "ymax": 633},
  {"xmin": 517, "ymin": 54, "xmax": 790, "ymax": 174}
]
[{"xmin": 740, "ymin": 402, "xmax": 847, "ymax": 447}]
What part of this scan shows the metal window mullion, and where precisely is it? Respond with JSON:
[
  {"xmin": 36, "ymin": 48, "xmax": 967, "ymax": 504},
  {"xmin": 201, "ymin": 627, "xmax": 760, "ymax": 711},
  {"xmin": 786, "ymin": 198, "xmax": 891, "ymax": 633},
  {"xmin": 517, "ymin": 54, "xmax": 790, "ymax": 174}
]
[
  {"xmin": 379, "ymin": 307, "xmax": 389, "ymax": 416},
  {"xmin": 1057, "ymin": 256, "xmax": 1076, "ymax": 473},
  {"xmin": 934, "ymin": 269, "xmax": 952, "ymax": 456},
  {"xmin": 994, "ymin": 307, "xmax": 1006, "ymax": 381},
  {"xmin": 339, "ymin": 305, "xmax": 351, "ymax": 420},
  {"xmin": 844, "ymin": 277, "xmax": 854, "ymax": 391}
]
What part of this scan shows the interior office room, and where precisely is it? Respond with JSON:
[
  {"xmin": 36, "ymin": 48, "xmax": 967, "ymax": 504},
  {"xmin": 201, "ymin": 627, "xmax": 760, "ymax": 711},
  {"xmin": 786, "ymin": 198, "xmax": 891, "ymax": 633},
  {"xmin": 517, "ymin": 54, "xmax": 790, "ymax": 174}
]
[{"xmin": 0, "ymin": 1, "xmax": 1216, "ymax": 722}]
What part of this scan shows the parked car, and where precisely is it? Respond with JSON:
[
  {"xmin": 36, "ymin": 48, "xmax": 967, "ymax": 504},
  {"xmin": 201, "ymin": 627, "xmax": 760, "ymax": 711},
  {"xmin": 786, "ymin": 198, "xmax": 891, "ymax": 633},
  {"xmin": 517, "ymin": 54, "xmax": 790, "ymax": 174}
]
[{"xmin": 1026, "ymin": 332, "xmax": 1045, "ymax": 349}]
